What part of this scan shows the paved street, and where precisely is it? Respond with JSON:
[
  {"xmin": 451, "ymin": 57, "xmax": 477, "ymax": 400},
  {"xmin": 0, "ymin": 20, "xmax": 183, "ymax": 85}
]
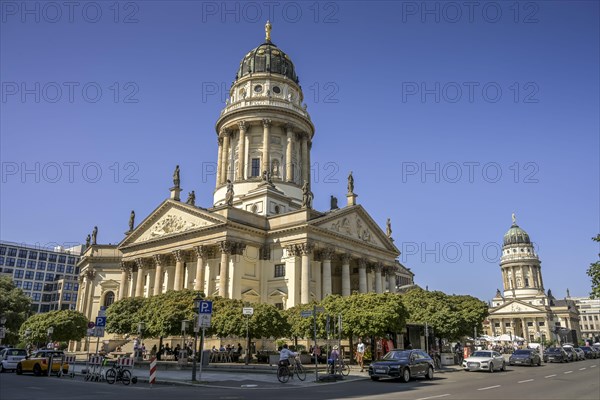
[{"xmin": 1, "ymin": 359, "xmax": 598, "ymax": 400}]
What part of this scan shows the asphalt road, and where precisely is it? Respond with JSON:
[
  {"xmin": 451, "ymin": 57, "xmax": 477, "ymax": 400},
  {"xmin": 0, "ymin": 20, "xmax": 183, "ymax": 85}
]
[{"xmin": 1, "ymin": 359, "xmax": 598, "ymax": 400}]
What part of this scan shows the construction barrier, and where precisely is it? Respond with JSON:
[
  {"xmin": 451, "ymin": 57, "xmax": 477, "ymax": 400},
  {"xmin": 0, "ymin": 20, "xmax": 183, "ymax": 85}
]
[
  {"xmin": 57, "ymin": 354, "xmax": 76, "ymax": 378},
  {"xmin": 149, "ymin": 357, "xmax": 157, "ymax": 386},
  {"xmin": 117, "ymin": 357, "xmax": 135, "ymax": 368},
  {"xmin": 85, "ymin": 355, "xmax": 105, "ymax": 382}
]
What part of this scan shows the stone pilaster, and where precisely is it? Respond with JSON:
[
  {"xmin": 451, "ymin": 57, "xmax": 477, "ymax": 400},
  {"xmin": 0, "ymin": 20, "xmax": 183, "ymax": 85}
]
[
  {"xmin": 237, "ymin": 121, "xmax": 247, "ymax": 180},
  {"xmin": 153, "ymin": 255, "xmax": 164, "ymax": 296},
  {"xmin": 135, "ymin": 259, "xmax": 146, "ymax": 297},
  {"xmin": 341, "ymin": 254, "xmax": 351, "ymax": 296},
  {"xmin": 194, "ymin": 246, "xmax": 209, "ymax": 292},
  {"xmin": 119, "ymin": 262, "xmax": 131, "ymax": 300},
  {"xmin": 300, "ymin": 133, "xmax": 309, "ymax": 185},
  {"xmin": 221, "ymin": 129, "xmax": 232, "ymax": 184},
  {"xmin": 216, "ymin": 135, "xmax": 224, "ymax": 185},
  {"xmin": 298, "ymin": 242, "xmax": 314, "ymax": 304},
  {"xmin": 285, "ymin": 124, "xmax": 294, "ymax": 182},
  {"xmin": 262, "ymin": 119, "xmax": 272, "ymax": 174},
  {"xmin": 219, "ymin": 241, "xmax": 233, "ymax": 297}
]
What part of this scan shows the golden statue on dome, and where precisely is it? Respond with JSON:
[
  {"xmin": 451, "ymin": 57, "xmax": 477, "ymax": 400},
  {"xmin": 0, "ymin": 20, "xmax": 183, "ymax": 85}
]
[{"xmin": 265, "ymin": 20, "xmax": 272, "ymax": 42}]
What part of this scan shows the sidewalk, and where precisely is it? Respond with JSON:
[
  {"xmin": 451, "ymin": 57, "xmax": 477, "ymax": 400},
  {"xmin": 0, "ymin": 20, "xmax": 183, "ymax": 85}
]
[{"xmin": 70, "ymin": 361, "xmax": 463, "ymax": 388}]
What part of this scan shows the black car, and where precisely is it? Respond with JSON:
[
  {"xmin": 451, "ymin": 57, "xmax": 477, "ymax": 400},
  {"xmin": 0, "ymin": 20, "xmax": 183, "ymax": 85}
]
[
  {"xmin": 509, "ymin": 349, "xmax": 541, "ymax": 366},
  {"xmin": 545, "ymin": 347, "xmax": 568, "ymax": 363},
  {"xmin": 579, "ymin": 346, "xmax": 598, "ymax": 359},
  {"xmin": 562, "ymin": 346, "xmax": 576, "ymax": 362},
  {"xmin": 368, "ymin": 349, "xmax": 435, "ymax": 382}
]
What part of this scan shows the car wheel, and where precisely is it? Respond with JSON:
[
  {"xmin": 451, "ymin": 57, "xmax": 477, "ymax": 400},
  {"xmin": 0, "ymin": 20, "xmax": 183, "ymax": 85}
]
[
  {"xmin": 371, "ymin": 376, "xmax": 380, "ymax": 381},
  {"xmin": 400, "ymin": 368, "xmax": 411, "ymax": 383},
  {"xmin": 33, "ymin": 364, "xmax": 42, "ymax": 377},
  {"xmin": 426, "ymin": 366, "xmax": 434, "ymax": 380},
  {"xmin": 0, "ymin": 363, "xmax": 5, "ymax": 373},
  {"xmin": 501, "ymin": 362, "xmax": 506, "ymax": 372},
  {"xmin": 489, "ymin": 363, "xmax": 494, "ymax": 373},
  {"xmin": 16, "ymin": 364, "xmax": 22, "ymax": 375},
  {"xmin": 537, "ymin": 359, "xmax": 541, "ymax": 366}
]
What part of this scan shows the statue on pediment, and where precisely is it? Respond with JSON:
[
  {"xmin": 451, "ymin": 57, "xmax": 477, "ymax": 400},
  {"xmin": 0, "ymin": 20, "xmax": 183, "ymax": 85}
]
[
  {"xmin": 91, "ymin": 226, "xmax": 98, "ymax": 245},
  {"xmin": 225, "ymin": 180, "xmax": 234, "ymax": 206},
  {"xmin": 386, "ymin": 218, "xmax": 392, "ymax": 238},
  {"xmin": 173, "ymin": 165, "xmax": 180, "ymax": 188},
  {"xmin": 186, "ymin": 191, "xmax": 196, "ymax": 206},
  {"xmin": 85, "ymin": 234, "xmax": 91, "ymax": 247},
  {"xmin": 330, "ymin": 195, "xmax": 338, "ymax": 210},
  {"xmin": 348, "ymin": 171, "xmax": 354, "ymax": 194},
  {"xmin": 129, "ymin": 210, "xmax": 135, "ymax": 231}
]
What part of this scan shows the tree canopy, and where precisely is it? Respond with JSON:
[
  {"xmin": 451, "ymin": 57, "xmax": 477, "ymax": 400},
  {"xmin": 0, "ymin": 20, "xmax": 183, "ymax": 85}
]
[
  {"xmin": 0, "ymin": 276, "xmax": 32, "ymax": 344},
  {"xmin": 105, "ymin": 296, "xmax": 146, "ymax": 335},
  {"xmin": 19, "ymin": 310, "xmax": 87, "ymax": 344},
  {"xmin": 587, "ymin": 234, "xmax": 600, "ymax": 299}
]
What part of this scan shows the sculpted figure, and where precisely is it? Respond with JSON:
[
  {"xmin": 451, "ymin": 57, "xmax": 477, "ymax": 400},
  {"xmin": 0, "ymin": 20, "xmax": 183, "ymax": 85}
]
[
  {"xmin": 129, "ymin": 210, "xmax": 135, "ymax": 231},
  {"xmin": 85, "ymin": 234, "xmax": 91, "ymax": 247},
  {"xmin": 225, "ymin": 180, "xmax": 234, "ymax": 206},
  {"xmin": 91, "ymin": 226, "xmax": 98, "ymax": 245},
  {"xmin": 173, "ymin": 165, "xmax": 180, "ymax": 188},
  {"xmin": 301, "ymin": 181, "xmax": 313, "ymax": 209},
  {"xmin": 186, "ymin": 191, "xmax": 196, "ymax": 206},
  {"xmin": 386, "ymin": 218, "xmax": 392, "ymax": 238},
  {"xmin": 348, "ymin": 171, "xmax": 354, "ymax": 193}
]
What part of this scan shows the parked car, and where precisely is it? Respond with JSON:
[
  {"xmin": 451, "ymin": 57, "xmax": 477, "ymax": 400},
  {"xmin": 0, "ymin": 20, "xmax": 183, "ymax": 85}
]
[
  {"xmin": 572, "ymin": 347, "xmax": 586, "ymax": 361},
  {"xmin": 509, "ymin": 349, "xmax": 541, "ymax": 366},
  {"xmin": 16, "ymin": 350, "xmax": 68, "ymax": 376},
  {"xmin": 562, "ymin": 346, "xmax": 576, "ymax": 362},
  {"xmin": 545, "ymin": 347, "xmax": 569, "ymax": 363},
  {"xmin": 368, "ymin": 349, "xmax": 435, "ymax": 382},
  {"xmin": 462, "ymin": 350, "xmax": 505, "ymax": 372},
  {"xmin": 0, "ymin": 348, "xmax": 28, "ymax": 372},
  {"xmin": 579, "ymin": 346, "xmax": 598, "ymax": 359}
]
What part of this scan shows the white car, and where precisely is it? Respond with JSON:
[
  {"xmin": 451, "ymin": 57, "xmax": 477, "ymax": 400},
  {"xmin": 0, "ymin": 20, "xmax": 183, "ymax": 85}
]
[
  {"xmin": 0, "ymin": 348, "xmax": 28, "ymax": 372},
  {"xmin": 462, "ymin": 350, "xmax": 506, "ymax": 372}
]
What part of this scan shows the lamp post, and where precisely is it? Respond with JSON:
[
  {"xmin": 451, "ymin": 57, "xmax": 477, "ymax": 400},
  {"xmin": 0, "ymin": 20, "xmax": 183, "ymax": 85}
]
[
  {"xmin": 47, "ymin": 327, "xmax": 54, "ymax": 349},
  {"xmin": 137, "ymin": 322, "xmax": 145, "ymax": 361},
  {"xmin": 191, "ymin": 295, "xmax": 202, "ymax": 382},
  {"xmin": 24, "ymin": 328, "xmax": 32, "ymax": 354},
  {"xmin": 0, "ymin": 315, "xmax": 7, "ymax": 346}
]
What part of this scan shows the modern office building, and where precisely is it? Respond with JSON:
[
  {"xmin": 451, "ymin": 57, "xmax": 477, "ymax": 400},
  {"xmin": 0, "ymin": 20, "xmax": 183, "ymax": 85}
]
[
  {"xmin": 569, "ymin": 296, "xmax": 600, "ymax": 343},
  {"xmin": 0, "ymin": 241, "xmax": 82, "ymax": 313}
]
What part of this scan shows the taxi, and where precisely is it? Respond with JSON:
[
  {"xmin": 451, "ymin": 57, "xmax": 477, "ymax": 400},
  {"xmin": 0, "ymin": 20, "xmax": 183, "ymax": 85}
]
[{"xmin": 16, "ymin": 350, "xmax": 68, "ymax": 376}]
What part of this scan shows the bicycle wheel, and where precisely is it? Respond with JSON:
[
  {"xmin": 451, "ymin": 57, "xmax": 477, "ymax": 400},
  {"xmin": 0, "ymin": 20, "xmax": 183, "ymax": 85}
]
[
  {"xmin": 121, "ymin": 369, "xmax": 132, "ymax": 385},
  {"xmin": 341, "ymin": 362, "xmax": 350, "ymax": 376},
  {"xmin": 105, "ymin": 368, "xmax": 116, "ymax": 384},
  {"xmin": 295, "ymin": 364, "xmax": 306, "ymax": 381},
  {"xmin": 277, "ymin": 366, "xmax": 290, "ymax": 383}
]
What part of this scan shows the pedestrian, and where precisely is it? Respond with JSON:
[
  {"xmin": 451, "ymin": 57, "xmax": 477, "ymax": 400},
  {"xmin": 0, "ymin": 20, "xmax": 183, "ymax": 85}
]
[
  {"xmin": 356, "ymin": 339, "xmax": 365, "ymax": 372},
  {"xmin": 328, "ymin": 345, "xmax": 340, "ymax": 374}
]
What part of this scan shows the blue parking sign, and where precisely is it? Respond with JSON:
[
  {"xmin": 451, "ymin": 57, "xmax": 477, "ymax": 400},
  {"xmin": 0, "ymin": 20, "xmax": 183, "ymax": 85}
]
[
  {"xmin": 95, "ymin": 316, "xmax": 107, "ymax": 327},
  {"xmin": 199, "ymin": 300, "xmax": 213, "ymax": 314}
]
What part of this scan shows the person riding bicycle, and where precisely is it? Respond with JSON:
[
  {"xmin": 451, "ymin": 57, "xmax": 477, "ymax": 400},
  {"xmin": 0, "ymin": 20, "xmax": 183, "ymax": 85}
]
[
  {"xmin": 328, "ymin": 345, "xmax": 340, "ymax": 374},
  {"xmin": 278, "ymin": 344, "xmax": 298, "ymax": 368}
]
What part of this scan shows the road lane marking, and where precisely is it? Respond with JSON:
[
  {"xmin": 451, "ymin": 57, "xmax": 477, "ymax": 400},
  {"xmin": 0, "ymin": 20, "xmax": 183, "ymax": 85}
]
[
  {"xmin": 477, "ymin": 385, "xmax": 501, "ymax": 391},
  {"xmin": 415, "ymin": 394, "xmax": 451, "ymax": 400},
  {"xmin": 591, "ymin": 365, "xmax": 597, "ymax": 368},
  {"xmin": 564, "ymin": 371, "xmax": 573, "ymax": 374},
  {"xmin": 579, "ymin": 368, "xmax": 586, "ymax": 371},
  {"xmin": 545, "ymin": 374, "xmax": 556, "ymax": 378},
  {"xmin": 518, "ymin": 379, "xmax": 534, "ymax": 383}
]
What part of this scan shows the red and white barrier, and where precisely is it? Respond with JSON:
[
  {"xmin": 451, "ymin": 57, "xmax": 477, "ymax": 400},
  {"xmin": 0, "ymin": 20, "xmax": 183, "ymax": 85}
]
[
  {"xmin": 88, "ymin": 356, "xmax": 103, "ymax": 365},
  {"xmin": 64, "ymin": 355, "xmax": 77, "ymax": 364},
  {"xmin": 117, "ymin": 357, "xmax": 134, "ymax": 368},
  {"xmin": 149, "ymin": 357, "xmax": 157, "ymax": 386}
]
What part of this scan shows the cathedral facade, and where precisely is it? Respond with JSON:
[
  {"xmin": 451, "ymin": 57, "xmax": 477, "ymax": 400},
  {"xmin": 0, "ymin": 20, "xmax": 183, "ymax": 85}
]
[
  {"xmin": 74, "ymin": 24, "xmax": 414, "ymax": 344},
  {"xmin": 484, "ymin": 216, "xmax": 580, "ymax": 344}
]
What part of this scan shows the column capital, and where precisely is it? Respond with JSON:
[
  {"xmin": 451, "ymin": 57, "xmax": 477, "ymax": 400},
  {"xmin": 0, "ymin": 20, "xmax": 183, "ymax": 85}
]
[
  {"xmin": 321, "ymin": 247, "xmax": 335, "ymax": 261},
  {"xmin": 238, "ymin": 120, "xmax": 247, "ymax": 131},
  {"xmin": 135, "ymin": 258, "xmax": 148, "ymax": 270},
  {"xmin": 219, "ymin": 240, "xmax": 233, "ymax": 255},
  {"xmin": 85, "ymin": 268, "xmax": 96, "ymax": 281},
  {"xmin": 78, "ymin": 274, "xmax": 85, "ymax": 284},
  {"xmin": 120, "ymin": 262, "xmax": 132, "ymax": 273},
  {"xmin": 219, "ymin": 128, "xmax": 231, "ymax": 138},
  {"xmin": 297, "ymin": 242, "xmax": 314, "ymax": 256},
  {"xmin": 340, "ymin": 253, "xmax": 352, "ymax": 263},
  {"xmin": 153, "ymin": 254, "xmax": 163, "ymax": 266},
  {"xmin": 262, "ymin": 118, "xmax": 272, "ymax": 128},
  {"xmin": 284, "ymin": 123, "xmax": 295, "ymax": 133},
  {"xmin": 286, "ymin": 244, "xmax": 300, "ymax": 257},
  {"xmin": 194, "ymin": 245, "xmax": 210, "ymax": 259},
  {"xmin": 172, "ymin": 250, "xmax": 183, "ymax": 262},
  {"xmin": 232, "ymin": 242, "xmax": 247, "ymax": 255},
  {"xmin": 357, "ymin": 258, "xmax": 368, "ymax": 268},
  {"xmin": 295, "ymin": 132, "xmax": 307, "ymax": 141}
]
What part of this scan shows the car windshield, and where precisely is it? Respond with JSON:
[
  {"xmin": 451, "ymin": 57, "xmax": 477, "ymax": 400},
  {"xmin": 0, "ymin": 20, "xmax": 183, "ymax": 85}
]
[
  {"xmin": 472, "ymin": 351, "xmax": 492, "ymax": 357},
  {"xmin": 563, "ymin": 347, "xmax": 573, "ymax": 352},
  {"xmin": 382, "ymin": 351, "xmax": 410, "ymax": 360},
  {"xmin": 6, "ymin": 349, "xmax": 27, "ymax": 356},
  {"xmin": 547, "ymin": 348, "xmax": 561, "ymax": 353},
  {"xmin": 513, "ymin": 350, "xmax": 530, "ymax": 355}
]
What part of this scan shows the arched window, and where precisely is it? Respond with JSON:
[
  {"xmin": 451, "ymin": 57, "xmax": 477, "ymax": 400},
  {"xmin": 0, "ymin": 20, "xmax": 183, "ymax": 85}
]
[{"xmin": 103, "ymin": 291, "xmax": 115, "ymax": 307}]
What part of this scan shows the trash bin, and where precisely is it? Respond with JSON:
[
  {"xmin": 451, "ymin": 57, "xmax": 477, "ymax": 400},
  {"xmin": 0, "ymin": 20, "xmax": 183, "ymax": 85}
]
[
  {"xmin": 201, "ymin": 350, "xmax": 210, "ymax": 366},
  {"xmin": 178, "ymin": 350, "xmax": 188, "ymax": 365},
  {"xmin": 441, "ymin": 353, "xmax": 454, "ymax": 366}
]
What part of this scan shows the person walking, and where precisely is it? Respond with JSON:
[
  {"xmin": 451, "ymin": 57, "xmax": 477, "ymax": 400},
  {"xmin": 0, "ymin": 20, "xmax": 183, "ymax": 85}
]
[{"xmin": 356, "ymin": 339, "xmax": 365, "ymax": 372}]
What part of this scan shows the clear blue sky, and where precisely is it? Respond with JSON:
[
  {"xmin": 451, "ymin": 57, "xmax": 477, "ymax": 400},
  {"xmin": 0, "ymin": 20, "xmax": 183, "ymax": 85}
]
[{"xmin": 1, "ymin": 1, "xmax": 598, "ymax": 302}]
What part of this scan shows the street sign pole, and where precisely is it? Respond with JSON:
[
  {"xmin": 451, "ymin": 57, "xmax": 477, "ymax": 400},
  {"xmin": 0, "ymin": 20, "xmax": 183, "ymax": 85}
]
[
  {"xmin": 191, "ymin": 324, "xmax": 199, "ymax": 381},
  {"xmin": 313, "ymin": 304, "xmax": 318, "ymax": 382},
  {"xmin": 198, "ymin": 327, "xmax": 206, "ymax": 382}
]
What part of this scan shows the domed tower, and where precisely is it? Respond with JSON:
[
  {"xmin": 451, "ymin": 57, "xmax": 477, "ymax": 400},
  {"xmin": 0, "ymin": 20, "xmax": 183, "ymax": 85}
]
[
  {"xmin": 213, "ymin": 21, "xmax": 315, "ymax": 215},
  {"xmin": 500, "ymin": 214, "xmax": 545, "ymax": 298}
]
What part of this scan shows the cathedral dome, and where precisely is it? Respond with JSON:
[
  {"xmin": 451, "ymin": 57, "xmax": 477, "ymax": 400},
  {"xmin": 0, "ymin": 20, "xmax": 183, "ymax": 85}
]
[
  {"xmin": 235, "ymin": 22, "xmax": 299, "ymax": 83},
  {"xmin": 503, "ymin": 223, "xmax": 531, "ymax": 246}
]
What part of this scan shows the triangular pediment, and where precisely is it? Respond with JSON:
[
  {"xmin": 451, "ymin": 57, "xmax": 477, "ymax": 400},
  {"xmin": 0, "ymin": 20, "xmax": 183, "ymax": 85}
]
[
  {"xmin": 310, "ymin": 206, "xmax": 398, "ymax": 252},
  {"xmin": 490, "ymin": 299, "xmax": 546, "ymax": 315},
  {"xmin": 120, "ymin": 200, "xmax": 225, "ymax": 247}
]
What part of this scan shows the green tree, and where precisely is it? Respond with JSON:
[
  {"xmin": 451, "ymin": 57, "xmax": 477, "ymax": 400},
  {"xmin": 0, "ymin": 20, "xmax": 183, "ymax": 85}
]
[
  {"xmin": 587, "ymin": 234, "xmax": 600, "ymax": 299},
  {"xmin": 0, "ymin": 276, "xmax": 32, "ymax": 344},
  {"xmin": 137, "ymin": 289, "xmax": 202, "ymax": 338},
  {"xmin": 283, "ymin": 303, "xmax": 317, "ymax": 340},
  {"xmin": 106, "ymin": 297, "xmax": 147, "ymax": 335},
  {"xmin": 19, "ymin": 310, "xmax": 87, "ymax": 345}
]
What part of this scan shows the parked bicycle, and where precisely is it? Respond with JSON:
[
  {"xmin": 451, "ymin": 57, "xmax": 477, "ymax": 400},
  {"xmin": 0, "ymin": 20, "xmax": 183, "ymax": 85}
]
[
  {"xmin": 105, "ymin": 363, "xmax": 132, "ymax": 385},
  {"xmin": 330, "ymin": 358, "xmax": 350, "ymax": 376},
  {"xmin": 277, "ymin": 356, "xmax": 306, "ymax": 383}
]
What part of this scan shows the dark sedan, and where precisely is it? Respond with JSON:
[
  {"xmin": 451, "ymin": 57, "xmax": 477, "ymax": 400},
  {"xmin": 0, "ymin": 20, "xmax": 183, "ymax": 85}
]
[
  {"xmin": 368, "ymin": 349, "xmax": 435, "ymax": 382},
  {"xmin": 509, "ymin": 349, "xmax": 541, "ymax": 366},
  {"xmin": 579, "ymin": 346, "xmax": 598, "ymax": 359},
  {"xmin": 545, "ymin": 347, "xmax": 569, "ymax": 363}
]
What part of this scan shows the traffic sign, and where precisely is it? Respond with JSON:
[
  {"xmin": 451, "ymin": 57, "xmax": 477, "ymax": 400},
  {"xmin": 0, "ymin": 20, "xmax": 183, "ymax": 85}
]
[
  {"xmin": 198, "ymin": 314, "xmax": 212, "ymax": 328},
  {"xmin": 88, "ymin": 321, "xmax": 95, "ymax": 329},
  {"xmin": 86, "ymin": 328, "xmax": 95, "ymax": 337},
  {"xmin": 243, "ymin": 307, "xmax": 254, "ymax": 316},
  {"xmin": 94, "ymin": 327, "xmax": 105, "ymax": 337},
  {"xmin": 301, "ymin": 310, "xmax": 313, "ymax": 318},
  {"xmin": 199, "ymin": 300, "xmax": 213, "ymax": 314},
  {"xmin": 95, "ymin": 317, "xmax": 107, "ymax": 327}
]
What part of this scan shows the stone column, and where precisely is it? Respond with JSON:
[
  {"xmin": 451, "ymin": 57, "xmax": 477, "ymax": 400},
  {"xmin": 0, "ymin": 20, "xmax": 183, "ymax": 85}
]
[
  {"xmin": 237, "ymin": 121, "xmax": 246, "ymax": 180},
  {"xmin": 388, "ymin": 271, "xmax": 396, "ymax": 293},
  {"xmin": 262, "ymin": 119, "xmax": 271, "ymax": 174},
  {"xmin": 135, "ymin": 259, "xmax": 145, "ymax": 297},
  {"xmin": 153, "ymin": 255, "xmax": 163, "ymax": 296},
  {"xmin": 307, "ymin": 140, "xmax": 312, "ymax": 185},
  {"xmin": 216, "ymin": 135, "xmax": 224, "ymax": 185},
  {"xmin": 219, "ymin": 241, "xmax": 232, "ymax": 297},
  {"xmin": 285, "ymin": 124, "xmax": 294, "ymax": 181},
  {"xmin": 321, "ymin": 248, "xmax": 334, "ymax": 298},
  {"xmin": 300, "ymin": 133, "xmax": 308, "ymax": 184},
  {"xmin": 194, "ymin": 246, "xmax": 208, "ymax": 291},
  {"xmin": 172, "ymin": 250, "xmax": 184, "ymax": 291},
  {"xmin": 374, "ymin": 264, "xmax": 383, "ymax": 293},
  {"xmin": 299, "ymin": 242, "xmax": 314, "ymax": 304},
  {"xmin": 358, "ymin": 259, "xmax": 368, "ymax": 293},
  {"xmin": 341, "ymin": 254, "xmax": 351, "ymax": 296},
  {"xmin": 75, "ymin": 275, "xmax": 85, "ymax": 312},
  {"xmin": 118, "ymin": 262, "xmax": 130, "ymax": 300},
  {"xmin": 85, "ymin": 269, "xmax": 96, "ymax": 319},
  {"xmin": 221, "ymin": 129, "xmax": 231, "ymax": 183},
  {"xmin": 230, "ymin": 242, "xmax": 246, "ymax": 300},
  {"xmin": 259, "ymin": 245, "xmax": 271, "ymax": 303}
]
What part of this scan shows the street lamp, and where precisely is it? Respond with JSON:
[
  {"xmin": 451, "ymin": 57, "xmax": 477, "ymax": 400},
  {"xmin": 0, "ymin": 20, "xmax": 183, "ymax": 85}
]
[
  {"xmin": 191, "ymin": 294, "xmax": 202, "ymax": 381},
  {"xmin": 47, "ymin": 327, "xmax": 54, "ymax": 349},
  {"xmin": 137, "ymin": 322, "xmax": 145, "ymax": 360},
  {"xmin": 0, "ymin": 315, "xmax": 6, "ymax": 346}
]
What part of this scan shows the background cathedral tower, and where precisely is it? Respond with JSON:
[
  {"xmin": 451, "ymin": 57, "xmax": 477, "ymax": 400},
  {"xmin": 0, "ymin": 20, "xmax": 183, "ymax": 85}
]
[{"xmin": 213, "ymin": 22, "xmax": 315, "ymax": 215}]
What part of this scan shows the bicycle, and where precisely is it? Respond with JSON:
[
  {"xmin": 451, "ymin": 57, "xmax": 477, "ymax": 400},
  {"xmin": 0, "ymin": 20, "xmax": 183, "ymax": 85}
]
[
  {"xmin": 105, "ymin": 363, "xmax": 132, "ymax": 385},
  {"xmin": 277, "ymin": 356, "xmax": 306, "ymax": 383},
  {"xmin": 330, "ymin": 358, "xmax": 350, "ymax": 376}
]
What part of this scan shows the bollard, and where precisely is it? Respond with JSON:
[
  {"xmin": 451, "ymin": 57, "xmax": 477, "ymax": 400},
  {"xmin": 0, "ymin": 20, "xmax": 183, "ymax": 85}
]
[{"xmin": 149, "ymin": 357, "xmax": 157, "ymax": 387}]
